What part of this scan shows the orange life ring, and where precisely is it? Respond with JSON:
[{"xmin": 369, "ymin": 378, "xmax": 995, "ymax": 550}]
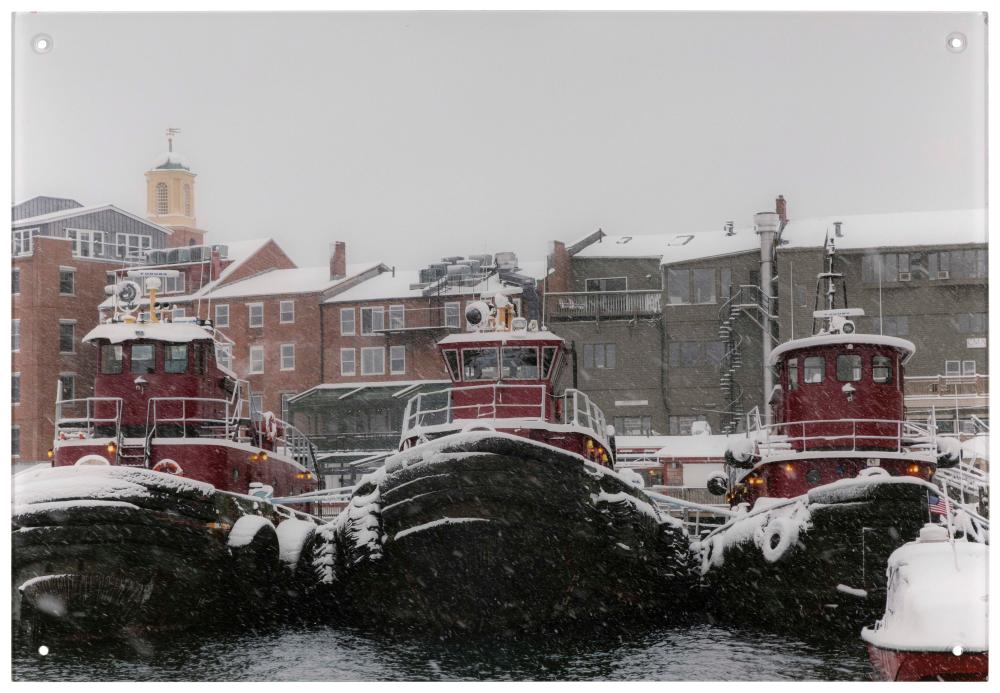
[{"xmin": 153, "ymin": 459, "xmax": 183, "ymax": 475}]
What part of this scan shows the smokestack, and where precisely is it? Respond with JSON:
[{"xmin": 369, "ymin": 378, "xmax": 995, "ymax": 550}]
[
  {"xmin": 210, "ymin": 246, "xmax": 222, "ymax": 280},
  {"xmin": 775, "ymin": 195, "xmax": 787, "ymax": 224},
  {"xmin": 755, "ymin": 211, "xmax": 780, "ymax": 426},
  {"xmin": 330, "ymin": 241, "xmax": 346, "ymax": 280}
]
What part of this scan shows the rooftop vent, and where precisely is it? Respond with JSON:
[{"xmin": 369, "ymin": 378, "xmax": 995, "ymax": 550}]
[
  {"xmin": 724, "ymin": 221, "xmax": 735, "ymax": 236},
  {"xmin": 669, "ymin": 234, "xmax": 695, "ymax": 246},
  {"xmin": 833, "ymin": 221, "xmax": 844, "ymax": 238},
  {"xmin": 616, "ymin": 236, "xmax": 633, "ymax": 244}
]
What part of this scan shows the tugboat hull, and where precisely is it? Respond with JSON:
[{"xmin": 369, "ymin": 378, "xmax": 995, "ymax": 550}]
[
  {"xmin": 698, "ymin": 478, "xmax": 932, "ymax": 633},
  {"xmin": 333, "ymin": 433, "xmax": 696, "ymax": 633}
]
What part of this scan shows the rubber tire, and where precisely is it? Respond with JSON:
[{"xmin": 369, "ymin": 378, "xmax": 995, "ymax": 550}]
[
  {"xmin": 761, "ymin": 518, "xmax": 798, "ymax": 563},
  {"xmin": 228, "ymin": 517, "xmax": 280, "ymax": 613}
]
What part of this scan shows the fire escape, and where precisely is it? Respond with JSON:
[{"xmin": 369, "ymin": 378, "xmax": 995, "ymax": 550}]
[{"xmin": 717, "ymin": 284, "xmax": 777, "ymax": 433}]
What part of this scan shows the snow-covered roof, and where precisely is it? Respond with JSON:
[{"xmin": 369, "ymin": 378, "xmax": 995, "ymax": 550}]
[
  {"xmin": 654, "ymin": 434, "xmax": 734, "ymax": 459},
  {"xmin": 150, "ymin": 151, "xmax": 191, "ymax": 171},
  {"xmin": 615, "ymin": 436, "xmax": 677, "ymax": 451},
  {"xmin": 83, "ymin": 322, "xmax": 214, "ymax": 344},
  {"xmin": 512, "ymin": 260, "xmax": 549, "ymax": 281},
  {"xmin": 290, "ymin": 379, "xmax": 451, "ymax": 403},
  {"xmin": 572, "ymin": 228, "xmax": 760, "ymax": 264},
  {"xmin": 780, "ymin": 208, "xmax": 986, "ymax": 251},
  {"xmin": 769, "ymin": 333, "xmax": 916, "ymax": 366},
  {"xmin": 206, "ymin": 263, "xmax": 377, "ymax": 299},
  {"xmin": 324, "ymin": 269, "xmax": 523, "ymax": 304},
  {"xmin": 11, "ymin": 203, "xmax": 175, "ymax": 234},
  {"xmin": 438, "ymin": 329, "xmax": 563, "ymax": 345}
]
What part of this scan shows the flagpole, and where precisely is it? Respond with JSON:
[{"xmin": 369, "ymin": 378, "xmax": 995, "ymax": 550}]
[{"xmin": 940, "ymin": 477, "xmax": 960, "ymax": 569}]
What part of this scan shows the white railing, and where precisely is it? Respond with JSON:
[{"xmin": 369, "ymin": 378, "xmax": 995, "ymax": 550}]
[
  {"xmin": 747, "ymin": 415, "xmax": 937, "ymax": 460},
  {"xmin": 401, "ymin": 383, "xmax": 609, "ymax": 446},
  {"xmin": 55, "ymin": 397, "xmax": 123, "ymax": 439},
  {"xmin": 546, "ymin": 290, "xmax": 661, "ymax": 318}
]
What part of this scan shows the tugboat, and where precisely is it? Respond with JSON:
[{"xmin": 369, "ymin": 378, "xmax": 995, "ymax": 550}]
[
  {"xmin": 12, "ymin": 272, "xmax": 325, "ymax": 641},
  {"xmin": 862, "ymin": 523, "xmax": 988, "ymax": 681},
  {"xmin": 697, "ymin": 237, "xmax": 967, "ymax": 632},
  {"xmin": 328, "ymin": 294, "xmax": 695, "ymax": 633}
]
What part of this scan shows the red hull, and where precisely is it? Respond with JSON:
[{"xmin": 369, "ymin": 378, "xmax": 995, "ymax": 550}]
[{"xmin": 866, "ymin": 644, "xmax": 988, "ymax": 681}]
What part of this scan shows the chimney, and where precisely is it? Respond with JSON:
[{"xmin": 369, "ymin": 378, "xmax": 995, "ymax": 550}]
[
  {"xmin": 547, "ymin": 240, "xmax": 571, "ymax": 293},
  {"xmin": 210, "ymin": 246, "xmax": 223, "ymax": 280},
  {"xmin": 330, "ymin": 241, "xmax": 346, "ymax": 280},
  {"xmin": 775, "ymin": 195, "xmax": 787, "ymax": 224}
]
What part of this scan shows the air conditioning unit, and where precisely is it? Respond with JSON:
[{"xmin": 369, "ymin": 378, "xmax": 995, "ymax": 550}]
[
  {"xmin": 936, "ymin": 270, "xmax": 950, "ymax": 280},
  {"xmin": 897, "ymin": 272, "xmax": 912, "ymax": 282}
]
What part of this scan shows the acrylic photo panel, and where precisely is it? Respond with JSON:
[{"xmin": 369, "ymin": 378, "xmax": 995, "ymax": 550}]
[{"xmin": 11, "ymin": 11, "xmax": 988, "ymax": 682}]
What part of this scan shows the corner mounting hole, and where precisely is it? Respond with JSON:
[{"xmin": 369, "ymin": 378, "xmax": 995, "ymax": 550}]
[
  {"xmin": 946, "ymin": 32, "xmax": 966, "ymax": 53},
  {"xmin": 32, "ymin": 34, "xmax": 53, "ymax": 54},
  {"xmin": 38, "ymin": 645, "xmax": 49, "ymax": 656}
]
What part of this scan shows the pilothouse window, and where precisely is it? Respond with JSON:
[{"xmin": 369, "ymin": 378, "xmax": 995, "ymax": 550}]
[
  {"xmin": 836, "ymin": 354, "xmax": 862, "ymax": 382},
  {"xmin": 542, "ymin": 346, "xmax": 558, "ymax": 379},
  {"xmin": 165, "ymin": 345, "xmax": 188, "ymax": 374},
  {"xmin": 462, "ymin": 348, "xmax": 499, "ymax": 381},
  {"xmin": 101, "ymin": 345, "xmax": 123, "ymax": 374},
  {"xmin": 803, "ymin": 356, "xmax": 825, "ymax": 384},
  {"xmin": 501, "ymin": 347, "xmax": 539, "ymax": 380},
  {"xmin": 443, "ymin": 350, "xmax": 460, "ymax": 381},
  {"xmin": 131, "ymin": 344, "xmax": 155, "ymax": 374},
  {"xmin": 787, "ymin": 358, "xmax": 798, "ymax": 391},
  {"xmin": 872, "ymin": 355, "xmax": 893, "ymax": 384}
]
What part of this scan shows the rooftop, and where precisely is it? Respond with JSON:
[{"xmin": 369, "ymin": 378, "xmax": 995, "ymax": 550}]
[
  {"xmin": 12, "ymin": 203, "xmax": 175, "ymax": 234},
  {"xmin": 150, "ymin": 151, "xmax": 191, "ymax": 171},
  {"xmin": 324, "ymin": 268, "xmax": 523, "ymax": 304},
  {"xmin": 206, "ymin": 263, "xmax": 378, "ymax": 299}
]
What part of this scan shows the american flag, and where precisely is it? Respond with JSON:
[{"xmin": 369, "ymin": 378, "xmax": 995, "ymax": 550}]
[{"xmin": 928, "ymin": 492, "xmax": 951, "ymax": 516}]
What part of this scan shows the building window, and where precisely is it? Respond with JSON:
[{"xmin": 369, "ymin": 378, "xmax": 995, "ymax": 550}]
[
  {"xmin": 720, "ymin": 269, "xmax": 733, "ymax": 300},
  {"xmin": 582, "ymin": 343, "xmax": 616, "ymax": 369},
  {"xmin": 116, "ymin": 233, "xmax": 152, "ymax": 259},
  {"xmin": 389, "ymin": 304, "xmax": 405, "ymax": 330},
  {"xmin": 944, "ymin": 360, "xmax": 961, "ymax": 377},
  {"xmin": 250, "ymin": 393, "xmax": 264, "ymax": 420},
  {"xmin": 390, "ymin": 345, "xmax": 406, "ymax": 374},
  {"xmin": 249, "ymin": 345, "xmax": 264, "ymax": 374},
  {"xmin": 215, "ymin": 304, "xmax": 230, "ymax": 327},
  {"xmin": 183, "ymin": 184, "xmax": 192, "ymax": 216},
  {"xmin": 12, "ymin": 426, "xmax": 20, "ymax": 458},
  {"xmin": 928, "ymin": 249, "xmax": 987, "ymax": 280},
  {"xmin": 12, "ymin": 319, "xmax": 20, "ymax": 352},
  {"xmin": 248, "ymin": 303, "xmax": 264, "ymax": 328},
  {"xmin": 280, "ymin": 343, "xmax": 295, "ymax": 371},
  {"xmin": 668, "ymin": 415, "xmax": 707, "ymax": 436},
  {"xmin": 614, "ymin": 416, "xmax": 652, "ymax": 436},
  {"xmin": 59, "ymin": 321, "xmax": 76, "ymax": 353},
  {"xmin": 666, "ymin": 269, "xmax": 690, "ymax": 305},
  {"xmin": 361, "ymin": 306, "xmax": 385, "ymax": 335},
  {"xmin": 954, "ymin": 313, "xmax": 987, "ymax": 334},
  {"xmin": 872, "ymin": 356, "xmax": 892, "ymax": 384},
  {"xmin": 692, "ymin": 269, "xmax": 716, "ymax": 304},
  {"xmin": 585, "ymin": 277, "xmax": 628, "ymax": 292},
  {"xmin": 12, "ymin": 268, "xmax": 20, "ymax": 295},
  {"xmin": 879, "ymin": 315, "xmax": 909, "ymax": 337},
  {"xmin": 12, "ymin": 228, "xmax": 38, "ymax": 256},
  {"xmin": 156, "ymin": 182, "xmax": 169, "ymax": 214},
  {"xmin": 803, "ymin": 356, "xmax": 825, "ymax": 383},
  {"xmin": 340, "ymin": 308, "xmax": 356, "ymax": 335},
  {"xmin": 106, "ymin": 271, "xmax": 117, "ymax": 287},
  {"xmin": 216, "ymin": 344, "xmax": 233, "ymax": 371},
  {"xmin": 160, "ymin": 273, "xmax": 186, "ymax": 294},
  {"xmin": 341, "ymin": 348, "xmax": 356, "ymax": 376},
  {"xmin": 668, "ymin": 341, "xmax": 725, "ymax": 368},
  {"xmin": 68, "ymin": 229, "xmax": 104, "ymax": 257},
  {"xmin": 787, "ymin": 358, "xmax": 798, "ymax": 391},
  {"xmin": 279, "ymin": 301, "xmax": 295, "ymax": 324},
  {"xmin": 280, "ymin": 393, "xmax": 294, "ymax": 421},
  {"xmin": 361, "ymin": 347, "xmax": 385, "ymax": 375},
  {"xmin": 836, "ymin": 354, "xmax": 862, "ymax": 382},
  {"xmin": 962, "ymin": 360, "xmax": 977, "ymax": 376},
  {"xmin": 59, "ymin": 268, "xmax": 76, "ymax": 295},
  {"xmin": 58, "ymin": 374, "xmax": 75, "ymax": 401},
  {"xmin": 172, "ymin": 307, "xmax": 186, "ymax": 320},
  {"xmin": 444, "ymin": 302, "xmax": 461, "ymax": 329},
  {"xmin": 12, "ymin": 373, "xmax": 20, "ymax": 405}
]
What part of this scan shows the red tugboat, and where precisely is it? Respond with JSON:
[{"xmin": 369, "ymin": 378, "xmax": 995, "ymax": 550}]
[
  {"xmin": 13, "ymin": 273, "xmax": 324, "ymax": 640},
  {"xmin": 862, "ymin": 523, "xmax": 988, "ymax": 681},
  {"xmin": 329, "ymin": 294, "xmax": 695, "ymax": 633},
  {"xmin": 698, "ymin": 237, "xmax": 968, "ymax": 632}
]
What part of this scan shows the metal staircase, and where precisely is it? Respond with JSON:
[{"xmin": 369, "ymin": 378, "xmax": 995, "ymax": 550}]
[{"xmin": 717, "ymin": 285, "xmax": 777, "ymax": 434}]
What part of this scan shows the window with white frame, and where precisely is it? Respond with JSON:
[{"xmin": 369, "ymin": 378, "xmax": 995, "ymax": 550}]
[
  {"xmin": 280, "ymin": 392, "xmax": 294, "ymax": 421},
  {"xmin": 340, "ymin": 348, "xmax": 356, "ymax": 376},
  {"xmin": 116, "ymin": 233, "xmax": 152, "ymax": 259},
  {"xmin": 12, "ymin": 373, "xmax": 20, "ymax": 405},
  {"xmin": 67, "ymin": 229, "xmax": 104, "ymax": 257},
  {"xmin": 361, "ymin": 347, "xmax": 385, "ymax": 375},
  {"xmin": 962, "ymin": 360, "xmax": 977, "ymax": 376},
  {"xmin": 249, "ymin": 393, "xmax": 264, "ymax": 420},
  {"xmin": 249, "ymin": 345, "xmax": 264, "ymax": 374},
  {"xmin": 12, "ymin": 425, "xmax": 20, "ymax": 458},
  {"xmin": 216, "ymin": 344, "xmax": 233, "ymax": 370},
  {"xmin": 156, "ymin": 182, "xmax": 169, "ymax": 214},
  {"xmin": 585, "ymin": 277, "xmax": 628, "ymax": 292},
  {"xmin": 279, "ymin": 300, "xmax": 295, "ymax": 324},
  {"xmin": 248, "ymin": 303, "xmax": 264, "ymax": 328},
  {"xmin": 280, "ymin": 343, "xmax": 295, "ymax": 371},
  {"xmin": 12, "ymin": 268, "xmax": 19, "ymax": 295},
  {"xmin": 389, "ymin": 304, "xmax": 405, "ymax": 330},
  {"xmin": 183, "ymin": 184, "xmax": 192, "ymax": 216},
  {"xmin": 160, "ymin": 273, "xmax": 186, "ymax": 294},
  {"xmin": 444, "ymin": 302, "xmax": 461, "ymax": 328},
  {"xmin": 340, "ymin": 307, "xmax": 356, "ymax": 335},
  {"xmin": 361, "ymin": 307, "xmax": 385, "ymax": 335},
  {"xmin": 12, "ymin": 228, "xmax": 38, "ymax": 256},
  {"xmin": 58, "ymin": 373, "xmax": 75, "ymax": 401},
  {"xmin": 12, "ymin": 319, "xmax": 20, "ymax": 351},
  {"xmin": 59, "ymin": 321, "xmax": 76, "ymax": 353},
  {"xmin": 945, "ymin": 360, "xmax": 961, "ymax": 376},
  {"xmin": 172, "ymin": 307, "xmax": 186, "ymax": 320},
  {"xmin": 214, "ymin": 304, "xmax": 230, "ymax": 327},
  {"xmin": 390, "ymin": 345, "xmax": 406, "ymax": 374},
  {"xmin": 59, "ymin": 268, "xmax": 76, "ymax": 295}
]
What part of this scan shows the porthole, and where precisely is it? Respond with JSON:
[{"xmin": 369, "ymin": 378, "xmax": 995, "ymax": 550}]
[{"xmin": 806, "ymin": 469, "xmax": 821, "ymax": 485}]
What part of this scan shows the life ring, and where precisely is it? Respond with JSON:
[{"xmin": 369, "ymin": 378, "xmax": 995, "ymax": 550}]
[
  {"xmin": 152, "ymin": 459, "xmax": 183, "ymax": 475},
  {"xmin": 74, "ymin": 454, "xmax": 110, "ymax": 466},
  {"xmin": 761, "ymin": 517, "xmax": 799, "ymax": 563}
]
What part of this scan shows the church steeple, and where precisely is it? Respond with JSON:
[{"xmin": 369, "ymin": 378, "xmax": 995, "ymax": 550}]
[{"xmin": 145, "ymin": 128, "xmax": 205, "ymax": 246}]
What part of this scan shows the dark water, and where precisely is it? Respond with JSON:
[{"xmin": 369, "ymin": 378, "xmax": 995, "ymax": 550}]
[{"xmin": 13, "ymin": 620, "xmax": 876, "ymax": 681}]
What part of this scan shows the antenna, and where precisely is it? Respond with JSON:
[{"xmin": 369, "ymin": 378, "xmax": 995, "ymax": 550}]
[{"xmin": 166, "ymin": 127, "xmax": 182, "ymax": 152}]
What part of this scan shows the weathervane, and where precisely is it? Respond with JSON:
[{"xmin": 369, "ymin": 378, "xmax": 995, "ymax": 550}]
[{"xmin": 166, "ymin": 127, "xmax": 182, "ymax": 152}]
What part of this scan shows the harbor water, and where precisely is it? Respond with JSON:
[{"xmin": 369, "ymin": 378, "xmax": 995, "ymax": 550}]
[{"xmin": 14, "ymin": 620, "xmax": 876, "ymax": 681}]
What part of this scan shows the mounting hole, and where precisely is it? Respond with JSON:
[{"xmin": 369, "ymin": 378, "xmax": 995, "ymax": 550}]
[
  {"xmin": 32, "ymin": 34, "xmax": 53, "ymax": 54},
  {"xmin": 38, "ymin": 645, "xmax": 49, "ymax": 656},
  {"xmin": 946, "ymin": 32, "xmax": 967, "ymax": 53}
]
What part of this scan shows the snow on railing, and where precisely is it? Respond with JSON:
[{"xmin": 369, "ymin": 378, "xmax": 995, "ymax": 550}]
[
  {"xmin": 746, "ymin": 416, "xmax": 937, "ymax": 460},
  {"xmin": 54, "ymin": 397, "xmax": 123, "ymax": 440}
]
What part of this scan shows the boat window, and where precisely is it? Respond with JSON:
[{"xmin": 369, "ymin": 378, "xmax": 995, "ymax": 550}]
[
  {"xmin": 836, "ymin": 354, "xmax": 862, "ymax": 382},
  {"xmin": 131, "ymin": 344, "xmax": 155, "ymax": 374},
  {"xmin": 542, "ymin": 346, "xmax": 558, "ymax": 380},
  {"xmin": 872, "ymin": 355, "xmax": 893, "ymax": 384},
  {"xmin": 787, "ymin": 358, "xmax": 798, "ymax": 391},
  {"xmin": 803, "ymin": 356, "xmax": 825, "ymax": 384},
  {"xmin": 462, "ymin": 348, "xmax": 499, "ymax": 381},
  {"xmin": 193, "ymin": 344, "xmax": 206, "ymax": 375},
  {"xmin": 101, "ymin": 344, "xmax": 123, "ymax": 374},
  {"xmin": 164, "ymin": 344, "xmax": 188, "ymax": 374},
  {"xmin": 442, "ymin": 349, "xmax": 461, "ymax": 381},
  {"xmin": 501, "ymin": 347, "xmax": 539, "ymax": 380}
]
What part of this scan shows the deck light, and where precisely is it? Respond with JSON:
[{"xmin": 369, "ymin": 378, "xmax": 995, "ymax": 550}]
[
  {"xmin": 47, "ymin": 449, "xmax": 54, "ymax": 459},
  {"xmin": 261, "ymin": 452, "xmax": 269, "ymax": 461},
  {"xmin": 784, "ymin": 463, "xmax": 794, "ymax": 473},
  {"xmin": 106, "ymin": 442, "xmax": 117, "ymax": 455},
  {"xmin": 907, "ymin": 464, "xmax": 921, "ymax": 475},
  {"xmin": 250, "ymin": 453, "xmax": 260, "ymax": 462}
]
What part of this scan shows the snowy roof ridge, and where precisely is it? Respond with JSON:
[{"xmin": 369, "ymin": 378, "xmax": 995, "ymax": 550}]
[
  {"xmin": 12, "ymin": 203, "xmax": 175, "ymax": 235},
  {"xmin": 205, "ymin": 262, "xmax": 382, "ymax": 299}
]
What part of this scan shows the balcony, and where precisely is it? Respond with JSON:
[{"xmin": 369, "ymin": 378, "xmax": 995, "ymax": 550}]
[
  {"xmin": 545, "ymin": 290, "xmax": 661, "ymax": 321},
  {"xmin": 905, "ymin": 374, "xmax": 989, "ymax": 411}
]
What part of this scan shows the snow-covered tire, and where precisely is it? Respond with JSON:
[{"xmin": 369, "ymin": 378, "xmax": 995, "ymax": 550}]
[
  {"xmin": 761, "ymin": 517, "xmax": 798, "ymax": 563},
  {"xmin": 228, "ymin": 516, "xmax": 280, "ymax": 600},
  {"xmin": 275, "ymin": 518, "xmax": 316, "ymax": 570}
]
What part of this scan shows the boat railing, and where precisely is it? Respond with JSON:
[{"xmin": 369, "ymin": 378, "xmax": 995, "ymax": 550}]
[
  {"xmin": 54, "ymin": 397, "xmax": 123, "ymax": 440},
  {"xmin": 401, "ymin": 383, "xmax": 609, "ymax": 444},
  {"xmin": 748, "ymin": 417, "xmax": 937, "ymax": 459}
]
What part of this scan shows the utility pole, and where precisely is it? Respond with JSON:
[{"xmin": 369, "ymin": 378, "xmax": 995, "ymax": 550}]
[{"xmin": 754, "ymin": 211, "xmax": 779, "ymax": 425}]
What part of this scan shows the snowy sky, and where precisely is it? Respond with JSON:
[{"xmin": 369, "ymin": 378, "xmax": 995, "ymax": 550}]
[{"xmin": 12, "ymin": 12, "xmax": 986, "ymax": 270}]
